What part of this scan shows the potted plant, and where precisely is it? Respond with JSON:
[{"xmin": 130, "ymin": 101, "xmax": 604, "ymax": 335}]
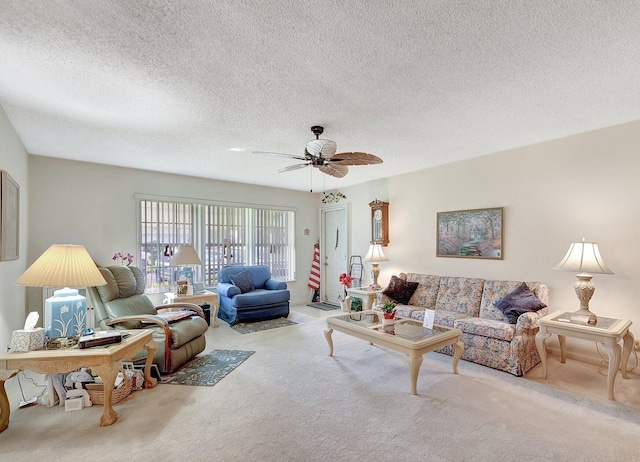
[{"xmin": 380, "ymin": 301, "xmax": 396, "ymax": 325}]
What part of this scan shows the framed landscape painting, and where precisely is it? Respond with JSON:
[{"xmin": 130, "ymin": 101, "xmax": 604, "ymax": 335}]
[
  {"xmin": 437, "ymin": 207, "xmax": 503, "ymax": 259},
  {"xmin": 1, "ymin": 170, "xmax": 19, "ymax": 261}
]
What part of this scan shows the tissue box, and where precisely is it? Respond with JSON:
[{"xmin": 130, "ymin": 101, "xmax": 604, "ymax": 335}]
[{"xmin": 10, "ymin": 328, "xmax": 45, "ymax": 352}]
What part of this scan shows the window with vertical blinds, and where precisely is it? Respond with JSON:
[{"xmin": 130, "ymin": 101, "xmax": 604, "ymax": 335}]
[{"xmin": 137, "ymin": 196, "xmax": 296, "ymax": 293}]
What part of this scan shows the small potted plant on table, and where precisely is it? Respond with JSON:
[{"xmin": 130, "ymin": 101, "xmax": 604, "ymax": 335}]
[{"xmin": 380, "ymin": 301, "xmax": 396, "ymax": 326}]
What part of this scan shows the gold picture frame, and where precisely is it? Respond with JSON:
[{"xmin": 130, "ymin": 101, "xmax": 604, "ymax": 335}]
[
  {"xmin": 1, "ymin": 170, "xmax": 20, "ymax": 261},
  {"xmin": 436, "ymin": 207, "xmax": 503, "ymax": 259}
]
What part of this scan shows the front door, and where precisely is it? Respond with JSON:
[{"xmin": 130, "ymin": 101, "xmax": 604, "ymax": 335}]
[{"xmin": 320, "ymin": 205, "xmax": 349, "ymax": 305}]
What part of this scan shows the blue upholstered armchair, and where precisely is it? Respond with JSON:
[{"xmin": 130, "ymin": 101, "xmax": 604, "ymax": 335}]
[{"xmin": 216, "ymin": 265, "xmax": 290, "ymax": 325}]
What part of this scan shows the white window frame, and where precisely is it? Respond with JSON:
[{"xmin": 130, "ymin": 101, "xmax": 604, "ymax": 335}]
[{"xmin": 136, "ymin": 194, "xmax": 296, "ymax": 293}]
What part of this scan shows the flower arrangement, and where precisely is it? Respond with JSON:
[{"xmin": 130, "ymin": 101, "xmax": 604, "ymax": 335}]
[
  {"xmin": 112, "ymin": 252, "xmax": 134, "ymax": 266},
  {"xmin": 338, "ymin": 272, "xmax": 354, "ymax": 299}
]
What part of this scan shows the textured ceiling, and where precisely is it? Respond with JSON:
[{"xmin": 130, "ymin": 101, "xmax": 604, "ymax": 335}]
[{"xmin": 1, "ymin": 1, "xmax": 640, "ymax": 192}]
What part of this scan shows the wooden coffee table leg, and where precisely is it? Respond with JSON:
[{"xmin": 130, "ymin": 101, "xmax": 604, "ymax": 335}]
[
  {"xmin": 143, "ymin": 339, "xmax": 158, "ymax": 388},
  {"xmin": 406, "ymin": 353, "xmax": 423, "ymax": 395},
  {"xmin": 324, "ymin": 328, "xmax": 334, "ymax": 356}
]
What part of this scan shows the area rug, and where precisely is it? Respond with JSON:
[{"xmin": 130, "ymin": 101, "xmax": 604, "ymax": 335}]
[
  {"xmin": 307, "ymin": 301, "xmax": 339, "ymax": 311},
  {"xmin": 231, "ymin": 317, "xmax": 297, "ymax": 334},
  {"xmin": 163, "ymin": 349, "xmax": 255, "ymax": 386}
]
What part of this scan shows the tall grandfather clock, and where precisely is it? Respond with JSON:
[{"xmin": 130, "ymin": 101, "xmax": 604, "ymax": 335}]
[{"xmin": 369, "ymin": 199, "xmax": 389, "ymax": 247}]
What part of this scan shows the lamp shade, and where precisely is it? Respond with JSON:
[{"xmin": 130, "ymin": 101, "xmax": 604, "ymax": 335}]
[
  {"xmin": 171, "ymin": 244, "xmax": 202, "ymax": 266},
  {"xmin": 15, "ymin": 244, "xmax": 106, "ymax": 287},
  {"xmin": 553, "ymin": 240, "xmax": 613, "ymax": 275},
  {"xmin": 363, "ymin": 243, "xmax": 389, "ymax": 263}
]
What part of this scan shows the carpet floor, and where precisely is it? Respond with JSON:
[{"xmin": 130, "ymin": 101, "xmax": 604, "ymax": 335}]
[
  {"xmin": 3, "ymin": 304, "xmax": 640, "ymax": 462},
  {"xmin": 162, "ymin": 349, "xmax": 255, "ymax": 386}
]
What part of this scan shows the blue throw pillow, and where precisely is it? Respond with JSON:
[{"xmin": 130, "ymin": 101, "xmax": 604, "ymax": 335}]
[
  {"xmin": 495, "ymin": 282, "xmax": 547, "ymax": 324},
  {"xmin": 229, "ymin": 270, "xmax": 255, "ymax": 294}
]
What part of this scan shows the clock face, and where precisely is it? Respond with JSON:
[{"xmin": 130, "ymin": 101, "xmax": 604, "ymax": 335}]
[{"xmin": 374, "ymin": 209, "xmax": 383, "ymax": 221}]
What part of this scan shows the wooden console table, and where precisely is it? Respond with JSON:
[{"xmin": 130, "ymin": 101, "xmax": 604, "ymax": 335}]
[
  {"xmin": 535, "ymin": 312, "xmax": 633, "ymax": 400},
  {"xmin": 0, "ymin": 329, "xmax": 158, "ymax": 432}
]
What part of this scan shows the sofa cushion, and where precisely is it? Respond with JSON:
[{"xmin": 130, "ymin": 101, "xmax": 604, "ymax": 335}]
[
  {"xmin": 409, "ymin": 309, "xmax": 469, "ymax": 328},
  {"xmin": 405, "ymin": 273, "xmax": 441, "ymax": 308},
  {"xmin": 383, "ymin": 275, "xmax": 419, "ymax": 305},
  {"xmin": 229, "ymin": 270, "xmax": 255, "ymax": 294},
  {"xmin": 435, "ymin": 277, "xmax": 484, "ymax": 316},
  {"xmin": 495, "ymin": 282, "xmax": 547, "ymax": 324},
  {"xmin": 233, "ymin": 289, "xmax": 291, "ymax": 308},
  {"xmin": 480, "ymin": 280, "xmax": 548, "ymax": 321},
  {"xmin": 454, "ymin": 317, "xmax": 516, "ymax": 342}
]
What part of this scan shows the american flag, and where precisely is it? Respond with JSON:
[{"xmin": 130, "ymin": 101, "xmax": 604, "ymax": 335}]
[{"xmin": 308, "ymin": 242, "xmax": 321, "ymax": 290}]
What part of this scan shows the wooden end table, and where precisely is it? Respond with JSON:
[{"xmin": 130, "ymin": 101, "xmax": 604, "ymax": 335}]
[
  {"xmin": 0, "ymin": 329, "xmax": 158, "ymax": 432},
  {"xmin": 165, "ymin": 290, "xmax": 220, "ymax": 327},
  {"xmin": 535, "ymin": 311, "xmax": 634, "ymax": 400}
]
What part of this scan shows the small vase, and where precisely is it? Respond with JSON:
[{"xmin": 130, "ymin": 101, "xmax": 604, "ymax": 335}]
[
  {"xmin": 382, "ymin": 312, "xmax": 395, "ymax": 326},
  {"xmin": 340, "ymin": 295, "xmax": 352, "ymax": 313}
]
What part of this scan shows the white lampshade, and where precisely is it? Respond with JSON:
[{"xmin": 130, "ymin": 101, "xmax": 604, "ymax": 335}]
[
  {"xmin": 15, "ymin": 244, "xmax": 106, "ymax": 287},
  {"xmin": 15, "ymin": 244, "xmax": 106, "ymax": 338},
  {"xmin": 363, "ymin": 243, "xmax": 389, "ymax": 263},
  {"xmin": 171, "ymin": 244, "xmax": 202, "ymax": 266},
  {"xmin": 553, "ymin": 240, "xmax": 613, "ymax": 275},
  {"xmin": 553, "ymin": 239, "xmax": 613, "ymax": 325}
]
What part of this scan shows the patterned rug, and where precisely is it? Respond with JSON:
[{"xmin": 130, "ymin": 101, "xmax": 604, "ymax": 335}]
[
  {"xmin": 307, "ymin": 302, "xmax": 340, "ymax": 311},
  {"xmin": 163, "ymin": 349, "xmax": 255, "ymax": 386},
  {"xmin": 231, "ymin": 317, "xmax": 297, "ymax": 334}
]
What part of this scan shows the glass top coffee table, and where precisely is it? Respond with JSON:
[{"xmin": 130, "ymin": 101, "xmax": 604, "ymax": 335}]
[{"xmin": 324, "ymin": 310, "xmax": 464, "ymax": 395}]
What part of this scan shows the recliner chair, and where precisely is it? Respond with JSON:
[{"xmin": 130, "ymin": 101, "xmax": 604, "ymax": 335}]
[{"xmin": 87, "ymin": 266, "xmax": 208, "ymax": 374}]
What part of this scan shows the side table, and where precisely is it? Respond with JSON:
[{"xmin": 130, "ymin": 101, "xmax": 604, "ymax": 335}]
[
  {"xmin": 535, "ymin": 311, "xmax": 634, "ymax": 400},
  {"xmin": 165, "ymin": 290, "xmax": 220, "ymax": 327},
  {"xmin": 345, "ymin": 287, "xmax": 380, "ymax": 311},
  {"xmin": 0, "ymin": 329, "xmax": 157, "ymax": 432}
]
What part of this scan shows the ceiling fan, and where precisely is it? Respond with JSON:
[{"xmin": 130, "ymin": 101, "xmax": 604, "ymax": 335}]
[{"xmin": 254, "ymin": 126, "xmax": 383, "ymax": 178}]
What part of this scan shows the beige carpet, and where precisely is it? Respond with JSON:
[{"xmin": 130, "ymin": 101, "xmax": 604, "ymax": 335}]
[{"xmin": 2, "ymin": 305, "xmax": 640, "ymax": 462}]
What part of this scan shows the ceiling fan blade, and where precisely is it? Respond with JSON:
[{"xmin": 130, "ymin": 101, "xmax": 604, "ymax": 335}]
[
  {"xmin": 278, "ymin": 163, "xmax": 310, "ymax": 173},
  {"xmin": 254, "ymin": 151, "xmax": 308, "ymax": 161},
  {"xmin": 317, "ymin": 163, "xmax": 348, "ymax": 178},
  {"xmin": 328, "ymin": 152, "xmax": 383, "ymax": 166},
  {"xmin": 306, "ymin": 139, "xmax": 337, "ymax": 158}
]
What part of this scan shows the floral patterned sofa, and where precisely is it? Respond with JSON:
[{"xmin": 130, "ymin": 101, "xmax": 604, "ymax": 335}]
[{"xmin": 378, "ymin": 273, "xmax": 549, "ymax": 376}]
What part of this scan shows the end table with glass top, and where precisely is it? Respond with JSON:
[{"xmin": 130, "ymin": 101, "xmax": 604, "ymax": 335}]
[{"xmin": 535, "ymin": 311, "xmax": 634, "ymax": 400}]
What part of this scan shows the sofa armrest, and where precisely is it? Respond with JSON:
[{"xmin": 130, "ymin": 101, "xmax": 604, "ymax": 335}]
[
  {"xmin": 159, "ymin": 303, "xmax": 205, "ymax": 319},
  {"xmin": 106, "ymin": 314, "xmax": 170, "ymax": 328},
  {"xmin": 265, "ymin": 278, "xmax": 287, "ymax": 290},
  {"xmin": 515, "ymin": 308, "xmax": 548, "ymax": 331},
  {"xmin": 217, "ymin": 282, "xmax": 241, "ymax": 298}
]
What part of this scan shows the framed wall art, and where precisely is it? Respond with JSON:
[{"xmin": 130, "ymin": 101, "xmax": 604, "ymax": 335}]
[
  {"xmin": 1, "ymin": 170, "xmax": 20, "ymax": 261},
  {"xmin": 436, "ymin": 207, "xmax": 503, "ymax": 259}
]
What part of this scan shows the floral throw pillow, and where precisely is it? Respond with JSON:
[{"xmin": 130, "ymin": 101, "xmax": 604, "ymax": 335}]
[
  {"xmin": 494, "ymin": 282, "xmax": 547, "ymax": 324},
  {"xmin": 229, "ymin": 270, "xmax": 255, "ymax": 294},
  {"xmin": 382, "ymin": 275, "xmax": 419, "ymax": 305}
]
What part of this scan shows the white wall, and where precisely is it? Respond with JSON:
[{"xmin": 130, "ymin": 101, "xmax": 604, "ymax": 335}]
[
  {"xmin": 0, "ymin": 105, "xmax": 29, "ymax": 352},
  {"xmin": 340, "ymin": 120, "xmax": 640, "ymax": 363},
  {"xmin": 27, "ymin": 156, "xmax": 320, "ymax": 307}
]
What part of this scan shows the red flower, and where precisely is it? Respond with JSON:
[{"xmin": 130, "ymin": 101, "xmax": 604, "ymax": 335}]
[{"xmin": 338, "ymin": 273, "xmax": 354, "ymax": 288}]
